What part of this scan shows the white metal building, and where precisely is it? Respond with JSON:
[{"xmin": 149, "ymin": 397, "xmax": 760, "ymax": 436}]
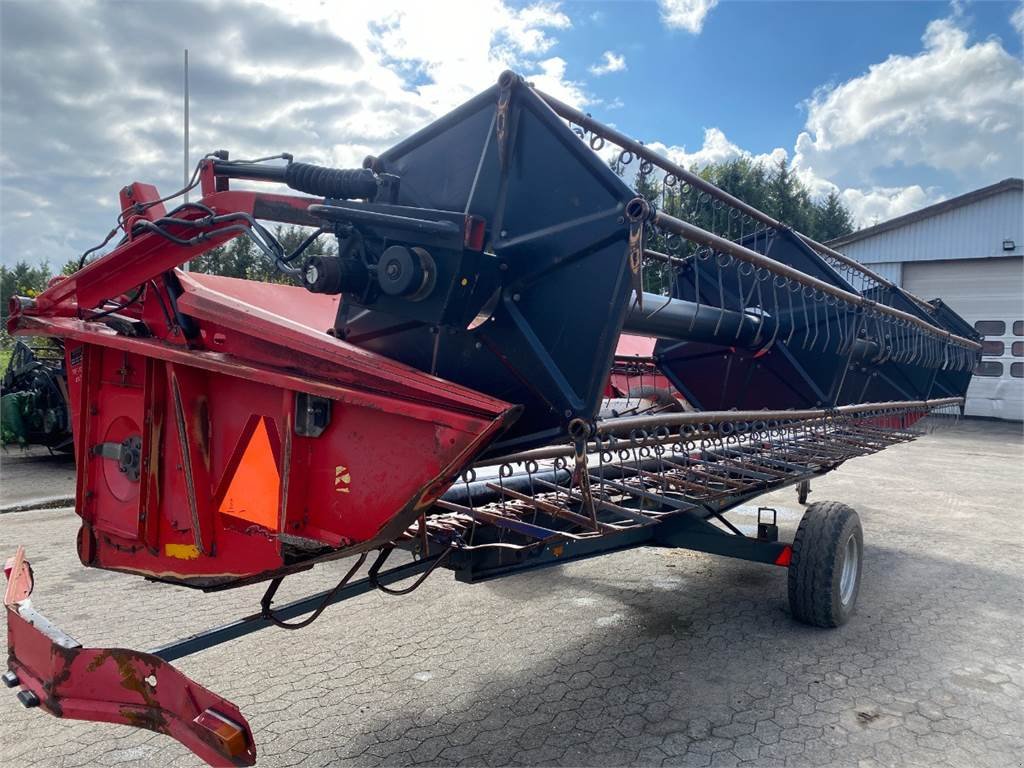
[{"xmin": 828, "ymin": 178, "xmax": 1024, "ymax": 421}]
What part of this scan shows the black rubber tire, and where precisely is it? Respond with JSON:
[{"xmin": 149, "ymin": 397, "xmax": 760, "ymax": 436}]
[
  {"xmin": 788, "ymin": 501, "xmax": 863, "ymax": 628},
  {"xmin": 796, "ymin": 479, "xmax": 810, "ymax": 505}
]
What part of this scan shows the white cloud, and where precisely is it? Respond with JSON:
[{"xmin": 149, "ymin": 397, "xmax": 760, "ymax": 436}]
[
  {"xmin": 839, "ymin": 185, "xmax": 945, "ymax": 228},
  {"xmin": 785, "ymin": 11, "xmax": 1023, "ymax": 224},
  {"xmin": 787, "ymin": 165, "xmax": 947, "ymax": 228},
  {"xmin": 647, "ymin": 128, "xmax": 787, "ymax": 172},
  {"xmin": 658, "ymin": 0, "xmax": 719, "ymax": 34},
  {"xmin": 1012, "ymin": 1, "xmax": 1024, "ymax": 36},
  {"xmin": 599, "ymin": 9, "xmax": 1020, "ymax": 228},
  {"xmin": 526, "ymin": 56, "xmax": 587, "ymax": 107},
  {"xmin": 293, "ymin": 0, "xmax": 577, "ymax": 116},
  {"xmin": 793, "ymin": 15, "xmax": 1024, "ymax": 189},
  {"xmin": 596, "ymin": 128, "xmax": 788, "ymax": 206},
  {"xmin": 0, "ymin": 0, "xmax": 584, "ymax": 268},
  {"xmin": 589, "ymin": 51, "xmax": 626, "ymax": 76},
  {"xmin": 3, "ymin": 0, "xmax": 1019, "ymax": 265}
]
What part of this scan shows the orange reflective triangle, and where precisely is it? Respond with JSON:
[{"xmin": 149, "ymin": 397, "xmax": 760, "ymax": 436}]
[{"xmin": 218, "ymin": 418, "xmax": 281, "ymax": 530}]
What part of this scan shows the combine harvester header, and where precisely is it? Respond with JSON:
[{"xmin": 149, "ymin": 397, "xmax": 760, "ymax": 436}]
[{"xmin": 4, "ymin": 72, "xmax": 978, "ymax": 765}]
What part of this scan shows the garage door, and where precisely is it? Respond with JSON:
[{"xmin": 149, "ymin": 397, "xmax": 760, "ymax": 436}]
[{"xmin": 903, "ymin": 257, "xmax": 1024, "ymax": 420}]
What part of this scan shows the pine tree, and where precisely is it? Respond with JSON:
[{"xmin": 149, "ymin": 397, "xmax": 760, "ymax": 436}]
[
  {"xmin": 606, "ymin": 151, "xmax": 859, "ymax": 294},
  {"xmin": 813, "ymin": 191, "xmax": 855, "ymax": 241},
  {"xmin": 765, "ymin": 157, "xmax": 812, "ymax": 234}
]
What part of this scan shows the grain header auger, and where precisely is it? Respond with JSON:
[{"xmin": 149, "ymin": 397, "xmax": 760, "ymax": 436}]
[{"xmin": 3, "ymin": 72, "xmax": 979, "ymax": 764}]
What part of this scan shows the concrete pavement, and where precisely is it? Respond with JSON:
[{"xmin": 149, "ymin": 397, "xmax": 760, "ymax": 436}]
[
  {"xmin": 0, "ymin": 419, "xmax": 1021, "ymax": 767},
  {"xmin": 0, "ymin": 445, "xmax": 75, "ymax": 510}
]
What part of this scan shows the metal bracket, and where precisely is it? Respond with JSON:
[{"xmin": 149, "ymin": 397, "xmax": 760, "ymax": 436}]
[
  {"xmin": 294, "ymin": 392, "xmax": 332, "ymax": 438},
  {"xmin": 654, "ymin": 510, "xmax": 791, "ymax": 565},
  {"xmin": 626, "ymin": 198, "xmax": 652, "ymax": 311},
  {"xmin": 90, "ymin": 435, "xmax": 142, "ymax": 482},
  {"xmin": 496, "ymin": 73, "xmax": 515, "ymax": 171},
  {"xmin": 756, "ymin": 507, "xmax": 779, "ymax": 542}
]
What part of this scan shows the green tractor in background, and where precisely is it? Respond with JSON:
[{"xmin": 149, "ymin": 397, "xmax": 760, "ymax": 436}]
[{"xmin": 1, "ymin": 340, "xmax": 72, "ymax": 451}]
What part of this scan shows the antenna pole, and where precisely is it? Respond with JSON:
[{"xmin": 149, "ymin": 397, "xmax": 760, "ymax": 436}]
[
  {"xmin": 182, "ymin": 48, "xmax": 191, "ymax": 271},
  {"xmin": 183, "ymin": 48, "xmax": 190, "ymax": 202}
]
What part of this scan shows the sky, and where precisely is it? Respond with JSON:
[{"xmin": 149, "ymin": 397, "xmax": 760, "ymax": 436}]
[{"xmin": 1, "ymin": 0, "xmax": 1022, "ymax": 269}]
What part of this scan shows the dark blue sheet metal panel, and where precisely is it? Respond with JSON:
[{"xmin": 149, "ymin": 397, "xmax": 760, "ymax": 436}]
[{"xmin": 340, "ymin": 76, "xmax": 636, "ymax": 454}]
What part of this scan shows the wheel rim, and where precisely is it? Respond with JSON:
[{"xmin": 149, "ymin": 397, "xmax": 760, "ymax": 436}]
[{"xmin": 839, "ymin": 534, "xmax": 859, "ymax": 606}]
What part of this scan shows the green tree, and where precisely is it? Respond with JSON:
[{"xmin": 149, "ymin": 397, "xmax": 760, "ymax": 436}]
[
  {"xmin": 765, "ymin": 157, "xmax": 813, "ymax": 234},
  {"xmin": 190, "ymin": 236, "xmax": 261, "ymax": 280},
  {"xmin": 611, "ymin": 152, "xmax": 858, "ymax": 296},
  {"xmin": 1, "ymin": 260, "xmax": 53, "ymax": 328},
  {"xmin": 191, "ymin": 225, "xmax": 334, "ymax": 283},
  {"xmin": 0, "ymin": 260, "xmax": 64, "ymax": 360},
  {"xmin": 813, "ymin": 190, "xmax": 855, "ymax": 241},
  {"xmin": 612, "ymin": 154, "xmax": 856, "ymax": 247},
  {"xmin": 702, "ymin": 157, "xmax": 770, "ymax": 216}
]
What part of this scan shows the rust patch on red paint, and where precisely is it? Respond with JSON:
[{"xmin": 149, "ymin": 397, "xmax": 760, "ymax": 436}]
[{"xmin": 193, "ymin": 395, "xmax": 211, "ymax": 468}]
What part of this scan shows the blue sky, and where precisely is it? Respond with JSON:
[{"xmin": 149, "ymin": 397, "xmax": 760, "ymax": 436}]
[
  {"xmin": 564, "ymin": 1, "xmax": 1021, "ymax": 158},
  {"xmin": 552, "ymin": 0, "xmax": 1023, "ymax": 221},
  {"xmin": 1, "ymin": 0, "xmax": 1022, "ymax": 268}
]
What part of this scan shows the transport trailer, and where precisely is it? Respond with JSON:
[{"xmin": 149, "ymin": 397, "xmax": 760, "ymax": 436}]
[{"xmin": 4, "ymin": 72, "xmax": 978, "ymax": 765}]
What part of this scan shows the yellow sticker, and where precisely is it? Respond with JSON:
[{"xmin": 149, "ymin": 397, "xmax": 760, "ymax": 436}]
[
  {"xmin": 165, "ymin": 543, "xmax": 201, "ymax": 560},
  {"xmin": 335, "ymin": 465, "xmax": 352, "ymax": 494}
]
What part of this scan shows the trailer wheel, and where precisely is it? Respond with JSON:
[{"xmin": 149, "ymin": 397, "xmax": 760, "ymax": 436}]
[
  {"xmin": 788, "ymin": 501, "xmax": 862, "ymax": 627},
  {"xmin": 796, "ymin": 479, "xmax": 810, "ymax": 505}
]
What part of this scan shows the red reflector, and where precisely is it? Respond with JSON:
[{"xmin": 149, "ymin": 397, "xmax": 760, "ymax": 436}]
[
  {"xmin": 194, "ymin": 708, "xmax": 248, "ymax": 757},
  {"xmin": 774, "ymin": 545, "xmax": 792, "ymax": 567},
  {"xmin": 464, "ymin": 215, "xmax": 486, "ymax": 251}
]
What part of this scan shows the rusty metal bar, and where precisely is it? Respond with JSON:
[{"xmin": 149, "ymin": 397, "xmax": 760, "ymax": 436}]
[
  {"xmin": 644, "ymin": 247, "xmax": 688, "ymax": 268},
  {"xmin": 484, "ymin": 482, "xmax": 614, "ymax": 532},
  {"xmin": 535, "ymin": 90, "xmax": 964, "ymax": 324},
  {"xmin": 652, "ymin": 211, "xmax": 980, "ymax": 350},
  {"xmin": 479, "ymin": 397, "xmax": 962, "ymax": 464},
  {"xmin": 595, "ymin": 396, "xmax": 961, "ymax": 436}
]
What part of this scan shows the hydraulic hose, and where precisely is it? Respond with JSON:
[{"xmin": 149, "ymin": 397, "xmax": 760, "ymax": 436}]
[{"xmin": 212, "ymin": 160, "xmax": 378, "ymax": 200}]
